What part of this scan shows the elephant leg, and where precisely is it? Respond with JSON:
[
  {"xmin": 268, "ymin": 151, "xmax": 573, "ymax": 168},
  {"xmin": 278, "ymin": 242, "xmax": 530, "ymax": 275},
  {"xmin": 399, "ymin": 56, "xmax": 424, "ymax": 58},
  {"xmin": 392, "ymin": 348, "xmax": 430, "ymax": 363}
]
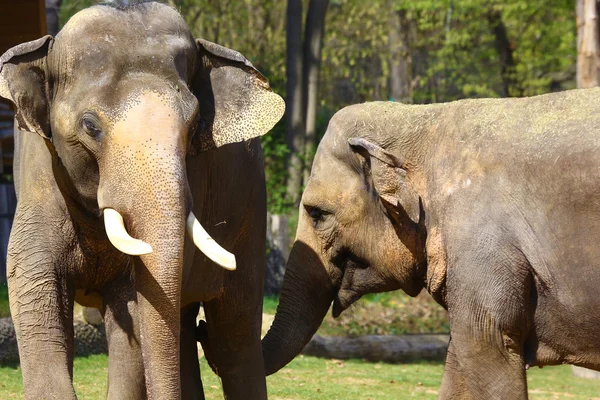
[
  {"xmin": 7, "ymin": 239, "xmax": 76, "ymax": 399},
  {"xmin": 180, "ymin": 303, "xmax": 204, "ymax": 400},
  {"xmin": 438, "ymin": 339, "xmax": 472, "ymax": 400},
  {"xmin": 447, "ymin": 325, "xmax": 527, "ymax": 399},
  {"xmin": 202, "ymin": 232, "xmax": 267, "ymax": 400},
  {"xmin": 103, "ymin": 277, "xmax": 146, "ymax": 400},
  {"xmin": 445, "ymin": 250, "xmax": 531, "ymax": 399},
  {"xmin": 203, "ymin": 296, "xmax": 266, "ymax": 400}
]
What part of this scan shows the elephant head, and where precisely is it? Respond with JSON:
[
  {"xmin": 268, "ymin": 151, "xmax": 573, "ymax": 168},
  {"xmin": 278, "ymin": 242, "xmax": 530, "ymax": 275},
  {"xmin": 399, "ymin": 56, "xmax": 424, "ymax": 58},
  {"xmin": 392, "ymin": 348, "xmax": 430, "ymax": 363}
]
[
  {"xmin": 262, "ymin": 103, "xmax": 430, "ymax": 375},
  {"xmin": 0, "ymin": 2, "xmax": 283, "ymax": 395}
]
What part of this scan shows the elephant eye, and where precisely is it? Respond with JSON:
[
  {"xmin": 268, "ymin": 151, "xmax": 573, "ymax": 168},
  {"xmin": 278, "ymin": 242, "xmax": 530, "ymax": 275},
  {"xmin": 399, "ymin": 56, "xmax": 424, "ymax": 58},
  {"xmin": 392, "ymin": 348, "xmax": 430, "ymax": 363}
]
[
  {"xmin": 305, "ymin": 205, "xmax": 327, "ymax": 228},
  {"xmin": 82, "ymin": 114, "xmax": 103, "ymax": 139}
]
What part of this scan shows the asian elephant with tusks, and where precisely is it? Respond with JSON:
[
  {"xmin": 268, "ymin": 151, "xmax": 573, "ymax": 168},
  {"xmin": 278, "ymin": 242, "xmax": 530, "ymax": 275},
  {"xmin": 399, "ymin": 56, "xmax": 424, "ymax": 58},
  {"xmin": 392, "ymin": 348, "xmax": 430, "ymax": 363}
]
[
  {"xmin": 0, "ymin": 2, "xmax": 284, "ymax": 399},
  {"xmin": 262, "ymin": 89, "xmax": 600, "ymax": 399}
]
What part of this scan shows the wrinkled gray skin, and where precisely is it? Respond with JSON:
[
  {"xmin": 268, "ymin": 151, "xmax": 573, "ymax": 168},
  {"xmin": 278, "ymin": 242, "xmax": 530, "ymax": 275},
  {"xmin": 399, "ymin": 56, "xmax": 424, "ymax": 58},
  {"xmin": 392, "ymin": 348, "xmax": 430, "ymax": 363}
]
[
  {"xmin": 0, "ymin": 3, "xmax": 284, "ymax": 400},
  {"xmin": 262, "ymin": 88, "xmax": 600, "ymax": 399}
]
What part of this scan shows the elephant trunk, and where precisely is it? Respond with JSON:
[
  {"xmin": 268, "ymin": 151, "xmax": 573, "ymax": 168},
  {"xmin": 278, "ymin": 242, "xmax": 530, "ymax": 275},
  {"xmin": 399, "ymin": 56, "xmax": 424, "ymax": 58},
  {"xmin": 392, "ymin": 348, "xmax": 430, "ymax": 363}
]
[
  {"xmin": 94, "ymin": 88, "xmax": 235, "ymax": 397},
  {"xmin": 262, "ymin": 241, "xmax": 336, "ymax": 375},
  {"xmin": 97, "ymin": 132, "xmax": 195, "ymax": 397},
  {"xmin": 134, "ymin": 204, "xmax": 185, "ymax": 398},
  {"xmin": 101, "ymin": 156, "xmax": 188, "ymax": 398}
]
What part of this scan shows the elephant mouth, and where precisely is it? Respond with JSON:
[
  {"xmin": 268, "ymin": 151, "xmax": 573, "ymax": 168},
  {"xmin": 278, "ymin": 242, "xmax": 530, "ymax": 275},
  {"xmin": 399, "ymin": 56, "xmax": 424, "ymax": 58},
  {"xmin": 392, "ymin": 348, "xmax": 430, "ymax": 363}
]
[{"xmin": 331, "ymin": 252, "xmax": 368, "ymax": 318}]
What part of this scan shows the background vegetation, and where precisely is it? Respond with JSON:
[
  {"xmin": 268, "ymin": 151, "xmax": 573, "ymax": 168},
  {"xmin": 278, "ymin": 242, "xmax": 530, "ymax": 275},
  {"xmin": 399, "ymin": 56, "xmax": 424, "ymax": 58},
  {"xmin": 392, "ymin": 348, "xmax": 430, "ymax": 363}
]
[{"xmin": 57, "ymin": 0, "xmax": 579, "ymax": 214}]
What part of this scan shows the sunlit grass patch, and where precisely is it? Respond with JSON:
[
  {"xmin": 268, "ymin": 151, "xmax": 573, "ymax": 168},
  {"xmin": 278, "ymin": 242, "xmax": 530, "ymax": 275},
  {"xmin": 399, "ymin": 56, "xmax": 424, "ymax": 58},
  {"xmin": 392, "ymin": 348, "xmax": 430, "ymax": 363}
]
[{"xmin": 1, "ymin": 355, "xmax": 597, "ymax": 399}]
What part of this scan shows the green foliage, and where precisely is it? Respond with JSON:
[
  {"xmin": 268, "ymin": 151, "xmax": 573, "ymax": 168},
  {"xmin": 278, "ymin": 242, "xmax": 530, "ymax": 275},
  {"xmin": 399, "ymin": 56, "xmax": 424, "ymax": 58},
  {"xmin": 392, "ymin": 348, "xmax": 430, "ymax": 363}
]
[
  {"xmin": 317, "ymin": 291, "xmax": 449, "ymax": 337},
  {"xmin": 58, "ymin": 0, "xmax": 101, "ymax": 27},
  {"xmin": 167, "ymin": 0, "xmax": 287, "ymax": 95},
  {"xmin": 262, "ymin": 294, "xmax": 280, "ymax": 315},
  {"xmin": 262, "ymin": 290, "xmax": 449, "ymax": 336},
  {"xmin": 261, "ymin": 121, "xmax": 291, "ymax": 214},
  {"xmin": 319, "ymin": 0, "xmax": 575, "ymax": 107}
]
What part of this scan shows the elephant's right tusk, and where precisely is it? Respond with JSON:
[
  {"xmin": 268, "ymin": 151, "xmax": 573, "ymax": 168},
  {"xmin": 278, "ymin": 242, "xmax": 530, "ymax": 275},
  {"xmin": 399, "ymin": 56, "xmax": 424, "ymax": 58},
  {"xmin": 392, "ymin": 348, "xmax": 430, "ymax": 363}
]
[
  {"xmin": 186, "ymin": 212, "xmax": 237, "ymax": 271},
  {"xmin": 103, "ymin": 208, "xmax": 153, "ymax": 256}
]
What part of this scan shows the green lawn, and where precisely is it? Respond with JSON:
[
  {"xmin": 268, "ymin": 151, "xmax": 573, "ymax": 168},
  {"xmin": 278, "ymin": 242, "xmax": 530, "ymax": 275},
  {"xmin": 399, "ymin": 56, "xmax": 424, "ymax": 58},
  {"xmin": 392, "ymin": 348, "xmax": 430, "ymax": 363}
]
[
  {"xmin": 0, "ymin": 290, "xmax": 597, "ymax": 399},
  {"xmin": 0, "ymin": 355, "xmax": 598, "ymax": 399}
]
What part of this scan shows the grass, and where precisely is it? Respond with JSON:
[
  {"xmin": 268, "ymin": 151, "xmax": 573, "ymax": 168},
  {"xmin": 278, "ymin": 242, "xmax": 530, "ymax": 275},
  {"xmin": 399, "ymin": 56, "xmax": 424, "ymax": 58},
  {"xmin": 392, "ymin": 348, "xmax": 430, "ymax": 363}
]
[
  {"xmin": 1, "ymin": 287, "xmax": 594, "ymax": 398},
  {"xmin": 0, "ymin": 355, "xmax": 108, "ymax": 398},
  {"xmin": 263, "ymin": 295, "xmax": 280, "ymax": 315},
  {"xmin": 0, "ymin": 355, "xmax": 598, "ymax": 399}
]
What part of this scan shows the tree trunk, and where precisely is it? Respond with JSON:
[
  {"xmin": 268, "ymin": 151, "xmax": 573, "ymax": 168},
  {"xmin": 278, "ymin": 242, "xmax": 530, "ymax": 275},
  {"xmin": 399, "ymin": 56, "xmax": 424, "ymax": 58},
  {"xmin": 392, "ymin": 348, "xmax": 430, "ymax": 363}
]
[
  {"xmin": 302, "ymin": 0, "xmax": 329, "ymax": 186},
  {"xmin": 264, "ymin": 213, "xmax": 289, "ymax": 295},
  {"xmin": 389, "ymin": 6, "xmax": 412, "ymax": 103},
  {"xmin": 577, "ymin": 0, "xmax": 600, "ymax": 88},
  {"xmin": 45, "ymin": 0, "xmax": 62, "ymax": 36},
  {"xmin": 285, "ymin": 0, "xmax": 305, "ymax": 207},
  {"xmin": 488, "ymin": 11, "xmax": 517, "ymax": 97}
]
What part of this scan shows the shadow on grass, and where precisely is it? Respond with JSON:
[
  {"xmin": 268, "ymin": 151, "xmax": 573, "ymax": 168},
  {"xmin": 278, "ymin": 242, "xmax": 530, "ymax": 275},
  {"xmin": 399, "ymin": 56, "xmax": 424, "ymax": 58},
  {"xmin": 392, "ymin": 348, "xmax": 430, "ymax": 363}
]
[{"xmin": 0, "ymin": 360, "xmax": 19, "ymax": 370}]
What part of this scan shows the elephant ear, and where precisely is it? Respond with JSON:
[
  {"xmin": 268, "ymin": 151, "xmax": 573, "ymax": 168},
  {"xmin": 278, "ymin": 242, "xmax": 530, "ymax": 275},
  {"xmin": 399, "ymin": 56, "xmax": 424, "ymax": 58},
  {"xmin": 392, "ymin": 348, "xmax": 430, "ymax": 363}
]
[
  {"xmin": 191, "ymin": 39, "xmax": 285, "ymax": 152},
  {"xmin": 348, "ymin": 137, "xmax": 420, "ymax": 225},
  {"xmin": 0, "ymin": 35, "xmax": 53, "ymax": 139}
]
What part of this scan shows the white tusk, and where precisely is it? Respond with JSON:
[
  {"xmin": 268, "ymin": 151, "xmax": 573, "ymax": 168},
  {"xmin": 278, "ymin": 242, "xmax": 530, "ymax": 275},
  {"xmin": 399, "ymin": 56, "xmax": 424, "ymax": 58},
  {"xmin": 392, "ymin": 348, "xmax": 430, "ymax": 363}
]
[
  {"xmin": 186, "ymin": 212, "xmax": 236, "ymax": 271},
  {"xmin": 103, "ymin": 208, "xmax": 153, "ymax": 256}
]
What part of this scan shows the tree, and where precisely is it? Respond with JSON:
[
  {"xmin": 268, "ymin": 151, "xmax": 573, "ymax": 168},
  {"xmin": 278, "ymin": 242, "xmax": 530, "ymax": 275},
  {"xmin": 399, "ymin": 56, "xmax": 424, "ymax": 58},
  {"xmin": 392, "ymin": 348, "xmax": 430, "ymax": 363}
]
[
  {"xmin": 577, "ymin": 0, "xmax": 600, "ymax": 88},
  {"xmin": 302, "ymin": 0, "xmax": 330, "ymax": 184},
  {"xmin": 388, "ymin": 4, "xmax": 413, "ymax": 103},
  {"xmin": 46, "ymin": 0, "xmax": 63, "ymax": 36},
  {"xmin": 488, "ymin": 10, "xmax": 517, "ymax": 97},
  {"xmin": 284, "ymin": 0, "xmax": 330, "ymax": 207},
  {"xmin": 285, "ymin": 0, "xmax": 305, "ymax": 207}
]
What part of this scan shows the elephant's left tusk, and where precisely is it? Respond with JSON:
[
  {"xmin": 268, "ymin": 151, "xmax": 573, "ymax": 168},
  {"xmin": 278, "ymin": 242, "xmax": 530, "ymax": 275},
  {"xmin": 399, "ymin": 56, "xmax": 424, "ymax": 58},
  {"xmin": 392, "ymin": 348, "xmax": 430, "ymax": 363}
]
[
  {"xmin": 186, "ymin": 212, "xmax": 236, "ymax": 271},
  {"xmin": 104, "ymin": 208, "xmax": 153, "ymax": 256}
]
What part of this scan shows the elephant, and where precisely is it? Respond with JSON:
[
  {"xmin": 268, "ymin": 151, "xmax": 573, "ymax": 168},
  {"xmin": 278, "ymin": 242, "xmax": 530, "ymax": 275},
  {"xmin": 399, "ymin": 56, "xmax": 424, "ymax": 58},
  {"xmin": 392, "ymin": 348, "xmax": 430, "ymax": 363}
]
[
  {"xmin": 262, "ymin": 88, "xmax": 600, "ymax": 399},
  {"xmin": 0, "ymin": 2, "xmax": 284, "ymax": 399}
]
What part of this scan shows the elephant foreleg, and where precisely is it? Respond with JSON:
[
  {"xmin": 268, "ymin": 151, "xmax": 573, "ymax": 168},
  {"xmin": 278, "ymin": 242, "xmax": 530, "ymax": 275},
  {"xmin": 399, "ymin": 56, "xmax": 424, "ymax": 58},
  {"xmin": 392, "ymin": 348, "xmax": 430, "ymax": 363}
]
[
  {"xmin": 180, "ymin": 303, "xmax": 204, "ymax": 400},
  {"xmin": 103, "ymin": 276, "xmax": 146, "ymax": 400},
  {"xmin": 438, "ymin": 339, "xmax": 473, "ymax": 400},
  {"xmin": 7, "ymin": 236, "xmax": 76, "ymax": 399},
  {"xmin": 445, "ymin": 251, "xmax": 531, "ymax": 399},
  {"xmin": 203, "ymin": 289, "xmax": 267, "ymax": 400},
  {"xmin": 447, "ymin": 322, "xmax": 527, "ymax": 399}
]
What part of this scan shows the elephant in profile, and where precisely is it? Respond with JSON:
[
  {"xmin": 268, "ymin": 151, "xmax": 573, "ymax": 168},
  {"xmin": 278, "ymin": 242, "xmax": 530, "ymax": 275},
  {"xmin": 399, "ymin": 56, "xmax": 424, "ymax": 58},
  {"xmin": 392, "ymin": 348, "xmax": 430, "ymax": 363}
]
[
  {"xmin": 262, "ymin": 89, "xmax": 600, "ymax": 399},
  {"xmin": 0, "ymin": 2, "xmax": 284, "ymax": 399}
]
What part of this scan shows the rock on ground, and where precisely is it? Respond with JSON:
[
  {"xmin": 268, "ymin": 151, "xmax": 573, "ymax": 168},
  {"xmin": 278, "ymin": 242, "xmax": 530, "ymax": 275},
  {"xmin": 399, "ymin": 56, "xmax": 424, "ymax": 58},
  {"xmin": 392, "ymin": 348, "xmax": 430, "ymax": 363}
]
[
  {"xmin": 0, "ymin": 318, "xmax": 18, "ymax": 364},
  {"xmin": 0, "ymin": 317, "xmax": 107, "ymax": 363}
]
